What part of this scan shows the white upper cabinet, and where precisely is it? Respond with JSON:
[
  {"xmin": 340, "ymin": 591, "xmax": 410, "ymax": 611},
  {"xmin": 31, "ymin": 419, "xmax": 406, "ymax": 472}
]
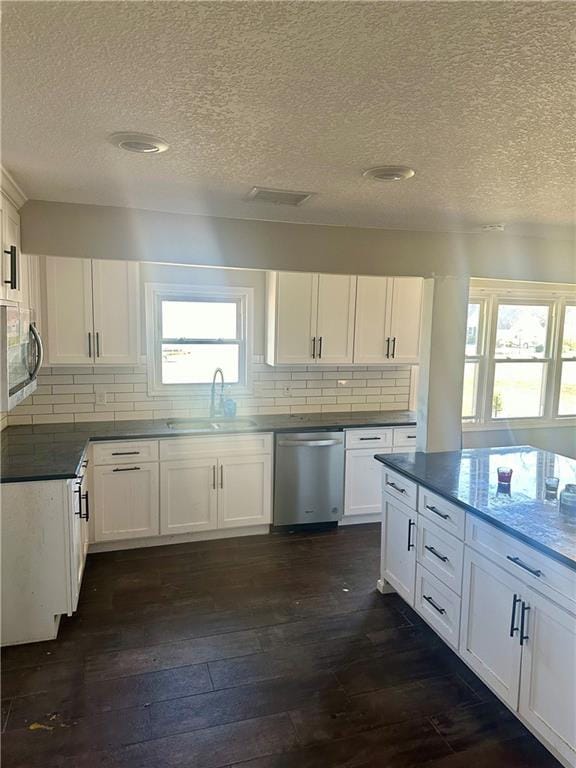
[
  {"xmin": 45, "ymin": 256, "xmax": 140, "ymax": 366},
  {"xmin": 315, "ymin": 274, "xmax": 356, "ymax": 364},
  {"xmin": 1, "ymin": 194, "xmax": 26, "ymax": 304},
  {"xmin": 387, "ymin": 277, "xmax": 423, "ymax": 363},
  {"xmin": 266, "ymin": 271, "xmax": 356, "ymax": 365},
  {"xmin": 91, "ymin": 259, "xmax": 140, "ymax": 365},
  {"xmin": 266, "ymin": 272, "xmax": 317, "ymax": 365},
  {"xmin": 353, "ymin": 276, "xmax": 423, "ymax": 364},
  {"xmin": 46, "ymin": 257, "xmax": 94, "ymax": 365}
]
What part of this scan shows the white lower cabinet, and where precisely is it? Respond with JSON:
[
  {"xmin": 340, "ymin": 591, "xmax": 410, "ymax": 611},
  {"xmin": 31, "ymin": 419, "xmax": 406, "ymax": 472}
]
[
  {"xmin": 69, "ymin": 472, "xmax": 90, "ymax": 612},
  {"xmin": 415, "ymin": 565, "xmax": 461, "ymax": 651},
  {"xmin": 345, "ymin": 448, "xmax": 390, "ymax": 519},
  {"xmin": 381, "ymin": 496, "xmax": 416, "ymax": 604},
  {"xmin": 160, "ymin": 458, "xmax": 219, "ymax": 535},
  {"xmin": 93, "ymin": 462, "xmax": 160, "ymax": 541},
  {"xmin": 218, "ymin": 454, "xmax": 272, "ymax": 529},
  {"xmin": 518, "ymin": 588, "xmax": 576, "ymax": 765},
  {"xmin": 460, "ymin": 548, "xmax": 523, "ymax": 708}
]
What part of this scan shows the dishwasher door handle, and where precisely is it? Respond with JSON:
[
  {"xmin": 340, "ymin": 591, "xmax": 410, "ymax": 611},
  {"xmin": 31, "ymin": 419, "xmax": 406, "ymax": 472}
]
[{"xmin": 277, "ymin": 439, "xmax": 343, "ymax": 448}]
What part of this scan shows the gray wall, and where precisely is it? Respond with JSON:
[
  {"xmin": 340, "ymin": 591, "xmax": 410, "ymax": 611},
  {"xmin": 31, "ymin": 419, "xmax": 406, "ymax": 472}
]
[{"xmin": 22, "ymin": 200, "xmax": 575, "ymax": 283}]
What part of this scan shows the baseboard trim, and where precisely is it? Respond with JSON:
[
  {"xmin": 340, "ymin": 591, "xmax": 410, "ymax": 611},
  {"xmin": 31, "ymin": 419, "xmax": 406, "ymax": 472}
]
[{"xmin": 89, "ymin": 525, "xmax": 271, "ymax": 553}]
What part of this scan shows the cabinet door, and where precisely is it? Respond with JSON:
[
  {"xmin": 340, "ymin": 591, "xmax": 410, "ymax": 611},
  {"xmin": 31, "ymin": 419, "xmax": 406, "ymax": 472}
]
[
  {"xmin": 344, "ymin": 448, "xmax": 389, "ymax": 518},
  {"xmin": 388, "ymin": 277, "xmax": 423, "ymax": 363},
  {"xmin": 316, "ymin": 274, "xmax": 356, "ymax": 364},
  {"xmin": 67, "ymin": 479, "xmax": 83, "ymax": 613},
  {"xmin": 381, "ymin": 498, "xmax": 416, "ymax": 605},
  {"xmin": 271, "ymin": 272, "xmax": 318, "ymax": 364},
  {"xmin": 91, "ymin": 260, "xmax": 140, "ymax": 365},
  {"xmin": 1, "ymin": 195, "xmax": 24, "ymax": 303},
  {"xmin": 93, "ymin": 462, "xmax": 159, "ymax": 541},
  {"xmin": 160, "ymin": 458, "xmax": 218, "ymax": 535},
  {"xmin": 519, "ymin": 588, "xmax": 576, "ymax": 764},
  {"xmin": 460, "ymin": 549, "xmax": 523, "ymax": 709},
  {"xmin": 218, "ymin": 454, "xmax": 272, "ymax": 528},
  {"xmin": 45, "ymin": 256, "xmax": 94, "ymax": 365},
  {"xmin": 353, "ymin": 276, "xmax": 391, "ymax": 364}
]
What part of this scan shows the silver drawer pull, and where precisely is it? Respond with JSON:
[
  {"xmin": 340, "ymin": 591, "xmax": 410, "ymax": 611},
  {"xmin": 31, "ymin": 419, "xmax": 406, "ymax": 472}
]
[
  {"xmin": 359, "ymin": 437, "xmax": 381, "ymax": 441},
  {"xmin": 424, "ymin": 545, "xmax": 449, "ymax": 563},
  {"xmin": 112, "ymin": 466, "xmax": 141, "ymax": 472},
  {"xmin": 425, "ymin": 504, "xmax": 450, "ymax": 520},
  {"xmin": 423, "ymin": 595, "xmax": 446, "ymax": 615},
  {"xmin": 111, "ymin": 451, "xmax": 141, "ymax": 456},
  {"xmin": 506, "ymin": 556, "xmax": 542, "ymax": 578},
  {"xmin": 386, "ymin": 481, "xmax": 407, "ymax": 494}
]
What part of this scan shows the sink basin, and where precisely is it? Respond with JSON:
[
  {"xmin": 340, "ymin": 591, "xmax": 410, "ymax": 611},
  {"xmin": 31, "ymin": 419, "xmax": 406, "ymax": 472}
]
[{"xmin": 166, "ymin": 418, "xmax": 257, "ymax": 431}]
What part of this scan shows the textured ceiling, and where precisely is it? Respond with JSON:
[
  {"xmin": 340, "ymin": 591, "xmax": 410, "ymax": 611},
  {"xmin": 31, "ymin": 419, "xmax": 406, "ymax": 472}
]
[{"xmin": 2, "ymin": 1, "xmax": 575, "ymax": 239}]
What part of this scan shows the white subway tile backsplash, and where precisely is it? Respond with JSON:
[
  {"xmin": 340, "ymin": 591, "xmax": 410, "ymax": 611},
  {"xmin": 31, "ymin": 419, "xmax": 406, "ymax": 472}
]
[{"xmin": 12, "ymin": 356, "xmax": 413, "ymax": 424}]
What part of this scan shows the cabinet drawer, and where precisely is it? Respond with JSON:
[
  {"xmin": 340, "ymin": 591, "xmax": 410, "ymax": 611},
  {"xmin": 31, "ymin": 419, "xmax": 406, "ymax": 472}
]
[
  {"xmin": 92, "ymin": 440, "xmax": 159, "ymax": 466},
  {"xmin": 160, "ymin": 433, "xmax": 273, "ymax": 461},
  {"xmin": 345, "ymin": 428, "xmax": 392, "ymax": 450},
  {"xmin": 392, "ymin": 426, "xmax": 418, "ymax": 448},
  {"xmin": 466, "ymin": 515, "xmax": 576, "ymax": 614},
  {"xmin": 418, "ymin": 487, "xmax": 465, "ymax": 539},
  {"xmin": 415, "ymin": 565, "xmax": 461, "ymax": 651},
  {"xmin": 382, "ymin": 466, "xmax": 418, "ymax": 510},
  {"xmin": 417, "ymin": 517, "xmax": 464, "ymax": 595}
]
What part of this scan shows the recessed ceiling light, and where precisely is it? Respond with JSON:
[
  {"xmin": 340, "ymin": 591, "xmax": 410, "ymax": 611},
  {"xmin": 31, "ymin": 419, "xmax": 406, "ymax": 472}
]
[
  {"xmin": 362, "ymin": 166, "xmax": 415, "ymax": 182},
  {"xmin": 481, "ymin": 223, "xmax": 506, "ymax": 232},
  {"xmin": 108, "ymin": 132, "xmax": 169, "ymax": 154}
]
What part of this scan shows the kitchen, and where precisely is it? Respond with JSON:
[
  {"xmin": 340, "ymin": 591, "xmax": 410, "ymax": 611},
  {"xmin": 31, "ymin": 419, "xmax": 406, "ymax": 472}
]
[{"xmin": 1, "ymin": 2, "xmax": 575, "ymax": 768}]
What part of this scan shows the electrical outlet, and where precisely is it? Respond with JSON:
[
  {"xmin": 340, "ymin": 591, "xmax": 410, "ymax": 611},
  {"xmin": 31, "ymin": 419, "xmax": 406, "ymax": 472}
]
[
  {"xmin": 282, "ymin": 386, "xmax": 291, "ymax": 396},
  {"xmin": 96, "ymin": 391, "xmax": 107, "ymax": 405}
]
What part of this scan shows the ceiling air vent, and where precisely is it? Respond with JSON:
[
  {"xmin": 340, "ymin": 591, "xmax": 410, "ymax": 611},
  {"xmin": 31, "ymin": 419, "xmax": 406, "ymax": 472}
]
[{"xmin": 246, "ymin": 187, "xmax": 313, "ymax": 206}]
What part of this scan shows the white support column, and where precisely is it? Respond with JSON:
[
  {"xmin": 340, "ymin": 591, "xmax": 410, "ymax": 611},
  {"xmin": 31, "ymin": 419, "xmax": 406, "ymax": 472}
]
[{"xmin": 417, "ymin": 277, "xmax": 469, "ymax": 453}]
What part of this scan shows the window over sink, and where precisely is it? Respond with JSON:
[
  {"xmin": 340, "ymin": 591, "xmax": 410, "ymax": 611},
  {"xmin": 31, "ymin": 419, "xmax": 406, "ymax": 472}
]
[{"xmin": 145, "ymin": 283, "xmax": 253, "ymax": 395}]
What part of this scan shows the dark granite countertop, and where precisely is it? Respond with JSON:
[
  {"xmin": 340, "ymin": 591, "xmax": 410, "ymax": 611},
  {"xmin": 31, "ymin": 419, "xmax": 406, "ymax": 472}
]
[
  {"xmin": 375, "ymin": 447, "xmax": 576, "ymax": 571},
  {"xmin": 1, "ymin": 410, "xmax": 415, "ymax": 484}
]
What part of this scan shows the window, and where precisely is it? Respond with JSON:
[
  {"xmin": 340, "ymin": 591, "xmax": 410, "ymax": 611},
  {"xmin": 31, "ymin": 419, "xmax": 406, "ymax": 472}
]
[
  {"xmin": 463, "ymin": 283, "xmax": 576, "ymax": 426},
  {"xmin": 146, "ymin": 284, "xmax": 253, "ymax": 394}
]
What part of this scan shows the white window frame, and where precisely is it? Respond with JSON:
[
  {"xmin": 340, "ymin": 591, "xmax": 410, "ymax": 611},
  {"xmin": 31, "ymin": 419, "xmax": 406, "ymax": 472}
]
[
  {"xmin": 145, "ymin": 283, "xmax": 253, "ymax": 397},
  {"xmin": 463, "ymin": 282, "xmax": 576, "ymax": 431}
]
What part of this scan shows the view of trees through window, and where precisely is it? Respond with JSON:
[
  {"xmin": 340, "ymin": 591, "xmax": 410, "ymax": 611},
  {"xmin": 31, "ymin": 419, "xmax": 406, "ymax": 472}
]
[{"xmin": 463, "ymin": 292, "xmax": 575, "ymax": 423}]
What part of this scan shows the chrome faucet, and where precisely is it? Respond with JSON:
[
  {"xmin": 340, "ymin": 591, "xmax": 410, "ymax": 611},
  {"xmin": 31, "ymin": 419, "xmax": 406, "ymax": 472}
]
[{"xmin": 209, "ymin": 368, "xmax": 225, "ymax": 418}]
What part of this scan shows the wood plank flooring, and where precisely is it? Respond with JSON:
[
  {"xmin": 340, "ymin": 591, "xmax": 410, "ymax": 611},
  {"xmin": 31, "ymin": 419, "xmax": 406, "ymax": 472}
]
[{"xmin": 1, "ymin": 524, "xmax": 561, "ymax": 768}]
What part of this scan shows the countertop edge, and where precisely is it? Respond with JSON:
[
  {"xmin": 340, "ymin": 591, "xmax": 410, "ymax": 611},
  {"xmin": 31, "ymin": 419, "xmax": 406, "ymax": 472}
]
[{"xmin": 374, "ymin": 453, "xmax": 576, "ymax": 573}]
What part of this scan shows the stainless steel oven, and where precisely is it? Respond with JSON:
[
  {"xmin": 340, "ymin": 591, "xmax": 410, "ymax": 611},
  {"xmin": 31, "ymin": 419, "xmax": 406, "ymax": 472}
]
[
  {"xmin": 0, "ymin": 305, "xmax": 44, "ymax": 411},
  {"xmin": 273, "ymin": 431, "xmax": 345, "ymax": 526}
]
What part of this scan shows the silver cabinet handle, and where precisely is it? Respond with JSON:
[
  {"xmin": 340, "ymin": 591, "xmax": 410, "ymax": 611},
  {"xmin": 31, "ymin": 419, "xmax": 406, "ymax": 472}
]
[
  {"xmin": 278, "ymin": 439, "xmax": 343, "ymax": 447},
  {"xmin": 386, "ymin": 481, "xmax": 407, "ymax": 494},
  {"xmin": 391, "ymin": 337, "xmax": 397, "ymax": 358},
  {"xmin": 425, "ymin": 504, "xmax": 450, "ymax": 520},
  {"xmin": 88, "ymin": 332, "xmax": 92, "ymax": 358},
  {"xmin": 96, "ymin": 331, "xmax": 101, "ymax": 358},
  {"xmin": 111, "ymin": 451, "xmax": 140, "ymax": 456},
  {"xmin": 423, "ymin": 595, "xmax": 446, "ymax": 615},
  {"xmin": 318, "ymin": 336, "xmax": 323, "ymax": 359},
  {"xmin": 359, "ymin": 437, "xmax": 381, "ymax": 441},
  {"xmin": 385, "ymin": 337, "xmax": 390, "ymax": 358},
  {"xmin": 220, "ymin": 465, "xmax": 224, "ymax": 489},
  {"xmin": 312, "ymin": 337, "xmax": 316, "ymax": 359},
  {"xmin": 212, "ymin": 465, "xmax": 216, "ymax": 490},
  {"xmin": 424, "ymin": 545, "xmax": 449, "ymax": 563}
]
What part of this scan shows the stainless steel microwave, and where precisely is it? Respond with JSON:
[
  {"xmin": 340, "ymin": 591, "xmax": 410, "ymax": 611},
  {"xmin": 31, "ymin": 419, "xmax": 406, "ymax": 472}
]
[{"xmin": 0, "ymin": 305, "xmax": 44, "ymax": 412}]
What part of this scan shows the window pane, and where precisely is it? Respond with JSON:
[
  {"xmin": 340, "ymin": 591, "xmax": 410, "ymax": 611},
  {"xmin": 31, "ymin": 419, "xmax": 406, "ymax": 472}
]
[
  {"xmin": 462, "ymin": 361, "xmax": 479, "ymax": 418},
  {"xmin": 558, "ymin": 361, "xmax": 576, "ymax": 416},
  {"xmin": 162, "ymin": 344, "xmax": 239, "ymax": 384},
  {"xmin": 465, "ymin": 303, "xmax": 481, "ymax": 356},
  {"xmin": 492, "ymin": 362, "xmax": 546, "ymax": 418},
  {"xmin": 161, "ymin": 300, "xmax": 238, "ymax": 340},
  {"xmin": 494, "ymin": 304, "xmax": 549, "ymax": 359},
  {"xmin": 562, "ymin": 306, "xmax": 576, "ymax": 358}
]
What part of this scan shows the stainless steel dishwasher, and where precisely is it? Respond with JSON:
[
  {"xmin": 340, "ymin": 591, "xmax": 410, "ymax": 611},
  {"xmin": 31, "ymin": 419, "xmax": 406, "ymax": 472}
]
[{"xmin": 273, "ymin": 431, "xmax": 345, "ymax": 527}]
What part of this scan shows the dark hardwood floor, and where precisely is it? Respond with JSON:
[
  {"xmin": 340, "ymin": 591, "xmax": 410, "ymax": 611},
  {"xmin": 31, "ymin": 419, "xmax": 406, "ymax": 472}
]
[{"xmin": 1, "ymin": 524, "xmax": 561, "ymax": 768}]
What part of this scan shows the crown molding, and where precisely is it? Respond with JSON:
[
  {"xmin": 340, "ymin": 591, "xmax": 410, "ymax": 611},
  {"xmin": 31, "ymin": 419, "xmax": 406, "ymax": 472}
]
[{"xmin": 1, "ymin": 167, "xmax": 27, "ymax": 209}]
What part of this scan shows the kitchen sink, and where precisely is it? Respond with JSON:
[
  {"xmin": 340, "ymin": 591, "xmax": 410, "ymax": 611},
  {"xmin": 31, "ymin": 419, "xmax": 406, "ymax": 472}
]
[{"xmin": 166, "ymin": 418, "xmax": 257, "ymax": 431}]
